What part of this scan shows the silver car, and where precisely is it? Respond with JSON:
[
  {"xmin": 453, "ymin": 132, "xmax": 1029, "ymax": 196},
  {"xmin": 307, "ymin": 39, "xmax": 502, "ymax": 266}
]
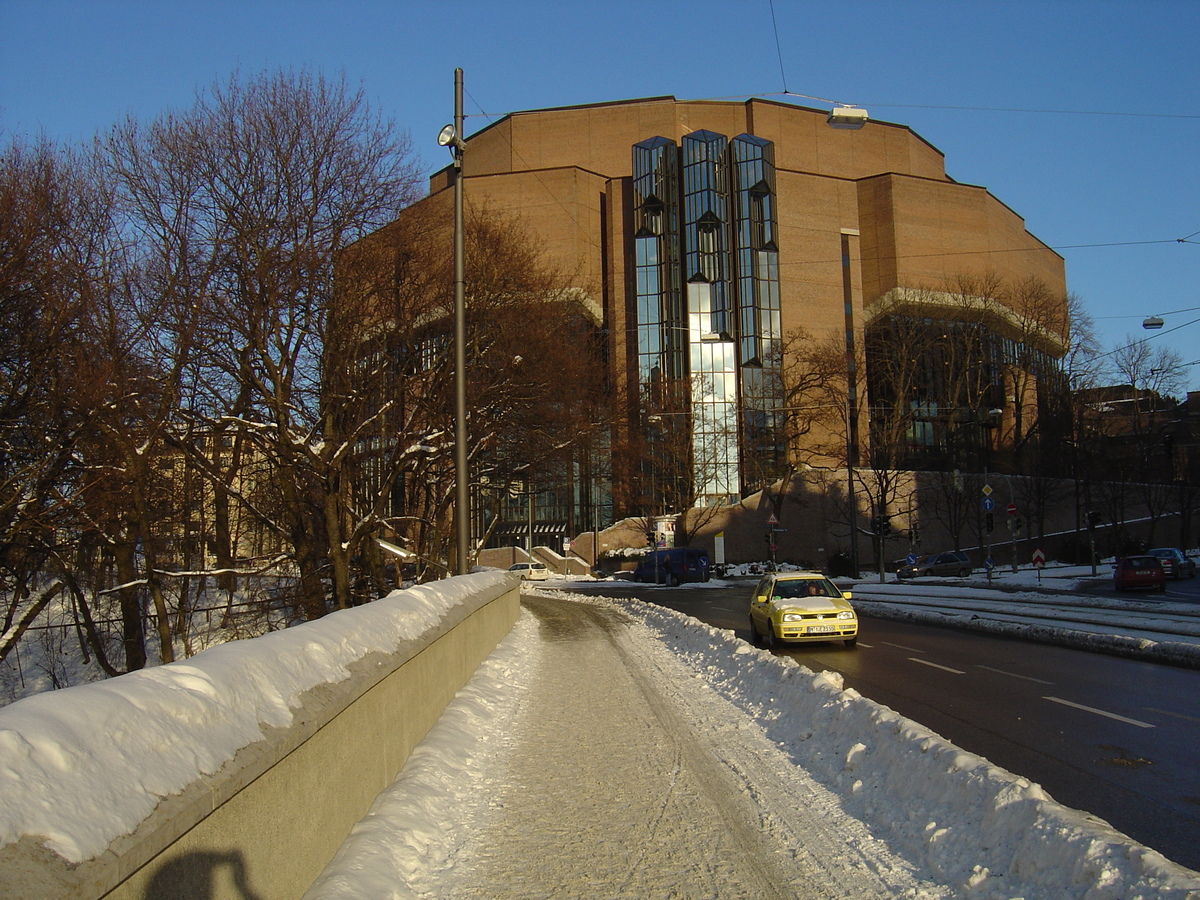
[
  {"xmin": 1147, "ymin": 548, "xmax": 1197, "ymax": 579},
  {"xmin": 508, "ymin": 562, "xmax": 549, "ymax": 581}
]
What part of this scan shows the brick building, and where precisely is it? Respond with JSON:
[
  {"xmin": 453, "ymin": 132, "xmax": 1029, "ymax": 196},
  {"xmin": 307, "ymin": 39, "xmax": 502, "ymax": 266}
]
[{"xmin": 412, "ymin": 95, "xmax": 1069, "ymax": 558}]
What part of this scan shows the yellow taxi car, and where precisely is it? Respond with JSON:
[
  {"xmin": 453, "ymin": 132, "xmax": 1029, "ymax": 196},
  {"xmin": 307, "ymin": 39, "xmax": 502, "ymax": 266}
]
[{"xmin": 748, "ymin": 572, "xmax": 858, "ymax": 648}]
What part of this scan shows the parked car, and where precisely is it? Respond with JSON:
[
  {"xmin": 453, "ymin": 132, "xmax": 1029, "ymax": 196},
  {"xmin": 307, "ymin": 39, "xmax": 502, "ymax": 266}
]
[
  {"xmin": 895, "ymin": 551, "xmax": 973, "ymax": 579},
  {"xmin": 748, "ymin": 572, "xmax": 857, "ymax": 647},
  {"xmin": 1112, "ymin": 555, "xmax": 1167, "ymax": 592},
  {"xmin": 508, "ymin": 562, "xmax": 549, "ymax": 581},
  {"xmin": 1147, "ymin": 547, "xmax": 1197, "ymax": 579},
  {"xmin": 632, "ymin": 547, "xmax": 710, "ymax": 585}
]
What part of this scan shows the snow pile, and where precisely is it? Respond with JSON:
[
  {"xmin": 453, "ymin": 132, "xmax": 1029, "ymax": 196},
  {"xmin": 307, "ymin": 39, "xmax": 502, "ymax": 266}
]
[
  {"xmin": 0, "ymin": 572, "xmax": 509, "ymax": 864},
  {"xmin": 598, "ymin": 593, "xmax": 1200, "ymax": 899},
  {"xmin": 305, "ymin": 612, "xmax": 536, "ymax": 899}
]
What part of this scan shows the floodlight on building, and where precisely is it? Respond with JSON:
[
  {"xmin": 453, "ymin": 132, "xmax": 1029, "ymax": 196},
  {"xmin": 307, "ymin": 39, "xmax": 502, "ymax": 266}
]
[
  {"xmin": 827, "ymin": 105, "xmax": 868, "ymax": 129},
  {"xmin": 1143, "ymin": 315, "xmax": 1165, "ymax": 330}
]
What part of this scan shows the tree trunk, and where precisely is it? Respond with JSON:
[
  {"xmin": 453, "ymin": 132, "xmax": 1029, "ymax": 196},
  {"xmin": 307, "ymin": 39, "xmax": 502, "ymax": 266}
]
[
  {"xmin": 113, "ymin": 538, "xmax": 148, "ymax": 671},
  {"xmin": 0, "ymin": 582, "xmax": 63, "ymax": 663}
]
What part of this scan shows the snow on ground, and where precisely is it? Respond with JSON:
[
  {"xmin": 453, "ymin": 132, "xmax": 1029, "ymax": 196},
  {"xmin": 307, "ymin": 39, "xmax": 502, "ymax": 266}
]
[
  {"xmin": 572, "ymin": 561, "xmax": 1200, "ymax": 664},
  {"xmin": 3, "ymin": 564, "xmax": 1200, "ymax": 898},
  {"xmin": 844, "ymin": 564, "xmax": 1200, "ymax": 667},
  {"xmin": 309, "ymin": 597, "xmax": 952, "ymax": 899},
  {"xmin": 308, "ymin": 586, "xmax": 1200, "ymax": 899},
  {"xmin": 0, "ymin": 572, "xmax": 509, "ymax": 863}
]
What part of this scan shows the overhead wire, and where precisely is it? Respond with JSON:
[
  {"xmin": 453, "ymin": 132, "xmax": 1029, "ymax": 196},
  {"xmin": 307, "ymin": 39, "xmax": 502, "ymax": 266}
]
[
  {"xmin": 768, "ymin": 0, "xmax": 789, "ymax": 95},
  {"xmin": 857, "ymin": 102, "xmax": 1200, "ymax": 120}
]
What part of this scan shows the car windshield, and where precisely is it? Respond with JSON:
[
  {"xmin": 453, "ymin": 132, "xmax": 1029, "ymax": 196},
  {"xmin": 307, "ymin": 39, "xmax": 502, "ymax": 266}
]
[{"xmin": 774, "ymin": 579, "xmax": 840, "ymax": 600}]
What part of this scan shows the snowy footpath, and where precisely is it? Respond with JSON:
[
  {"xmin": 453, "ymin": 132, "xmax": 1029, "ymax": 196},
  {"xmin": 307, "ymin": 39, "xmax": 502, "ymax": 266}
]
[{"xmin": 306, "ymin": 591, "xmax": 1200, "ymax": 900}]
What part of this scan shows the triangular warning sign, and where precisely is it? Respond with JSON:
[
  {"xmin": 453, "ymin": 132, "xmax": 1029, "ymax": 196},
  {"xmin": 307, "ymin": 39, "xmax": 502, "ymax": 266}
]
[{"xmin": 766, "ymin": 513, "xmax": 779, "ymax": 525}]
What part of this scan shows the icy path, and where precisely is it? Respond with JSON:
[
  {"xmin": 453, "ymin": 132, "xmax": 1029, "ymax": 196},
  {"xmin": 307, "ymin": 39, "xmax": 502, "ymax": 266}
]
[{"xmin": 307, "ymin": 595, "xmax": 947, "ymax": 899}]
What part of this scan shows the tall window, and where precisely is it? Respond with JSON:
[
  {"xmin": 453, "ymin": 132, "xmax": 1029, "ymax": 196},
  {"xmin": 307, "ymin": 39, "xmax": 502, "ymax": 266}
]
[
  {"xmin": 632, "ymin": 130, "xmax": 784, "ymax": 509},
  {"xmin": 732, "ymin": 134, "xmax": 784, "ymax": 486}
]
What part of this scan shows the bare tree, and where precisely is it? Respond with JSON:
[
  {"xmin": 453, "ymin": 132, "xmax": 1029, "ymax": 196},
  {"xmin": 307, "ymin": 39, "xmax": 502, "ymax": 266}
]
[
  {"xmin": 106, "ymin": 69, "xmax": 422, "ymax": 619},
  {"xmin": 347, "ymin": 203, "xmax": 608, "ymax": 571},
  {"xmin": 0, "ymin": 135, "xmax": 122, "ymax": 664},
  {"xmin": 1107, "ymin": 339, "xmax": 1185, "ymax": 545}
]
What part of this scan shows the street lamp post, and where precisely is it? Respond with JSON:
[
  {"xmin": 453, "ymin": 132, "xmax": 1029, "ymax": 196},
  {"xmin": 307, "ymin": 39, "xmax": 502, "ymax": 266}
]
[{"xmin": 437, "ymin": 69, "xmax": 469, "ymax": 576}]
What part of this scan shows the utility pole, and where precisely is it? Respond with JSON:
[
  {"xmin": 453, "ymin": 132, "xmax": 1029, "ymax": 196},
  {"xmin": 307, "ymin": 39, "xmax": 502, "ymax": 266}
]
[{"xmin": 454, "ymin": 70, "xmax": 469, "ymax": 574}]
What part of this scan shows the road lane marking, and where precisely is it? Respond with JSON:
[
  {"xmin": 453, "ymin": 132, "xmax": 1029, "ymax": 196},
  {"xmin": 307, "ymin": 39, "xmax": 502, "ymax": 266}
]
[
  {"xmin": 1143, "ymin": 706, "xmax": 1200, "ymax": 725},
  {"xmin": 855, "ymin": 641, "xmax": 874, "ymax": 648},
  {"xmin": 1044, "ymin": 697, "xmax": 1155, "ymax": 729},
  {"xmin": 976, "ymin": 665, "xmax": 1054, "ymax": 685},
  {"xmin": 881, "ymin": 641, "xmax": 924, "ymax": 653},
  {"xmin": 908, "ymin": 657, "xmax": 965, "ymax": 674}
]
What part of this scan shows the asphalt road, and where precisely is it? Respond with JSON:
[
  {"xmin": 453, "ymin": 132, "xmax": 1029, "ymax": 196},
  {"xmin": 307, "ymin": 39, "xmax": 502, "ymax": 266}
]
[{"xmin": 559, "ymin": 578, "xmax": 1200, "ymax": 873}]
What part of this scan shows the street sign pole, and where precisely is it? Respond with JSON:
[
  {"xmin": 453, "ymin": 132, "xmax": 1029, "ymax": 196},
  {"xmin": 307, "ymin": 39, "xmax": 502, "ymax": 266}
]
[
  {"xmin": 1007, "ymin": 502, "xmax": 1018, "ymax": 574},
  {"xmin": 1032, "ymin": 547, "xmax": 1046, "ymax": 584},
  {"xmin": 982, "ymin": 485, "xmax": 994, "ymax": 582}
]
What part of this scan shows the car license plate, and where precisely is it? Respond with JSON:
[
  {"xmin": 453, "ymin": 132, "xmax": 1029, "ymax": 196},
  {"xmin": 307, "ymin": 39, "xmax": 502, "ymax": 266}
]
[{"xmin": 808, "ymin": 625, "xmax": 835, "ymax": 634}]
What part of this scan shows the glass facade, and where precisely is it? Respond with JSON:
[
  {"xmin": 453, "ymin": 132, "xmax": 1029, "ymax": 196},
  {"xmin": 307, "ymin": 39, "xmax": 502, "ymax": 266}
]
[
  {"xmin": 633, "ymin": 137, "xmax": 685, "ymax": 395},
  {"xmin": 731, "ymin": 135, "xmax": 785, "ymax": 483},
  {"xmin": 632, "ymin": 130, "xmax": 785, "ymax": 509}
]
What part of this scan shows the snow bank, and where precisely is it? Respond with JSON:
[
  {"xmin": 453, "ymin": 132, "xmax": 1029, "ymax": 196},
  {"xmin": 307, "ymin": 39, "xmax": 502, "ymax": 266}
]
[
  {"xmin": 593, "ymin": 593, "xmax": 1200, "ymax": 900},
  {"xmin": 854, "ymin": 600, "xmax": 1200, "ymax": 672},
  {"xmin": 0, "ymin": 572, "xmax": 509, "ymax": 865}
]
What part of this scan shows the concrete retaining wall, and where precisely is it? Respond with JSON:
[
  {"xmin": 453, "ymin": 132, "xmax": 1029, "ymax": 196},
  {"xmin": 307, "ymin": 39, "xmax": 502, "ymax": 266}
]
[{"xmin": 0, "ymin": 574, "xmax": 521, "ymax": 900}]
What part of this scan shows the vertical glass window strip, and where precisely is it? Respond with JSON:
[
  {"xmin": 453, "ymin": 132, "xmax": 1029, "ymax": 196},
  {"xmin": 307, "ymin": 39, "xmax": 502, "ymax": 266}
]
[
  {"xmin": 633, "ymin": 137, "xmax": 685, "ymax": 393},
  {"xmin": 682, "ymin": 131, "xmax": 737, "ymax": 503},
  {"xmin": 687, "ymin": 283, "xmax": 739, "ymax": 504},
  {"xmin": 731, "ymin": 134, "xmax": 784, "ymax": 490},
  {"xmin": 682, "ymin": 131, "xmax": 730, "ymax": 337}
]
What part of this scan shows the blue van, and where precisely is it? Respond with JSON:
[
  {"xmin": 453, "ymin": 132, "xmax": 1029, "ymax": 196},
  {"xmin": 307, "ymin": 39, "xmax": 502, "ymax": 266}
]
[{"xmin": 632, "ymin": 547, "xmax": 710, "ymax": 585}]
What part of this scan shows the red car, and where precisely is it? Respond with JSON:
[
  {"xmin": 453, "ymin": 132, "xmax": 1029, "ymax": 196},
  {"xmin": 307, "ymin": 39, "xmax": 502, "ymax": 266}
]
[{"xmin": 1113, "ymin": 555, "xmax": 1167, "ymax": 592}]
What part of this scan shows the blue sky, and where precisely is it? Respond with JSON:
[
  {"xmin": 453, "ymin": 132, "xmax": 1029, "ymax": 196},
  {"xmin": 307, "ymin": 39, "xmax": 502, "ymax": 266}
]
[{"xmin": 3, "ymin": 0, "xmax": 1197, "ymax": 391}]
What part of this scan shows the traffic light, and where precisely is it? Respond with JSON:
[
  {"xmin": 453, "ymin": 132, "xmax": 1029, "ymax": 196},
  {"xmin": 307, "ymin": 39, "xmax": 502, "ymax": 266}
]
[
  {"xmin": 985, "ymin": 512, "xmax": 994, "ymax": 533},
  {"xmin": 1087, "ymin": 510, "xmax": 1102, "ymax": 529},
  {"xmin": 872, "ymin": 514, "xmax": 891, "ymax": 537}
]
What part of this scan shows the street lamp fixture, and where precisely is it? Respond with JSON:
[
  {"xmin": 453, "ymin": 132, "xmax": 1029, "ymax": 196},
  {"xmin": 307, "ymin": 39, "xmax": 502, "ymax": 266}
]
[
  {"xmin": 1142, "ymin": 315, "xmax": 1165, "ymax": 330},
  {"xmin": 827, "ymin": 105, "xmax": 868, "ymax": 129},
  {"xmin": 437, "ymin": 123, "xmax": 460, "ymax": 150}
]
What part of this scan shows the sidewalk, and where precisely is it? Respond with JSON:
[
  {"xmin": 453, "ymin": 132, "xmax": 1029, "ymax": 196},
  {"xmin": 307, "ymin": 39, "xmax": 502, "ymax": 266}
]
[
  {"xmin": 305, "ymin": 591, "xmax": 1200, "ymax": 900},
  {"xmin": 306, "ymin": 594, "xmax": 953, "ymax": 899}
]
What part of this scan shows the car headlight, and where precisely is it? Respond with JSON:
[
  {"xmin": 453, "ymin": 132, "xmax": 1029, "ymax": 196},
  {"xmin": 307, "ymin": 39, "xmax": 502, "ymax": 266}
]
[
  {"xmin": 837, "ymin": 610, "xmax": 856, "ymax": 620},
  {"xmin": 782, "ymin": 613, "xmax": 802, "ymax": 622}
]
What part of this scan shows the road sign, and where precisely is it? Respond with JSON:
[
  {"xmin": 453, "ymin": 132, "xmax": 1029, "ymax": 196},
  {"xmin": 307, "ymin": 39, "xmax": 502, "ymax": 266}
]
[
  {"xmin": 985, "ymin": 557, "xmax": 995, "ymax": 570},
  {"xmin": 1032, "ymin": 548, "xmax": 1046, "ymax": 569},
  {"xmin": 1007, "ymin": 503, "xmax": 1017, "ymax": 516},
  {"xmin": 766, "ymin": 513, "xmax": 779, "ymax": 525},
  {"xmin": 982, "ymin": 484, "xmax": 993, "ymax": 497},
  {"xmin": 982, "ymin": 497, "xmax": 995, "ymax": 511}
]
